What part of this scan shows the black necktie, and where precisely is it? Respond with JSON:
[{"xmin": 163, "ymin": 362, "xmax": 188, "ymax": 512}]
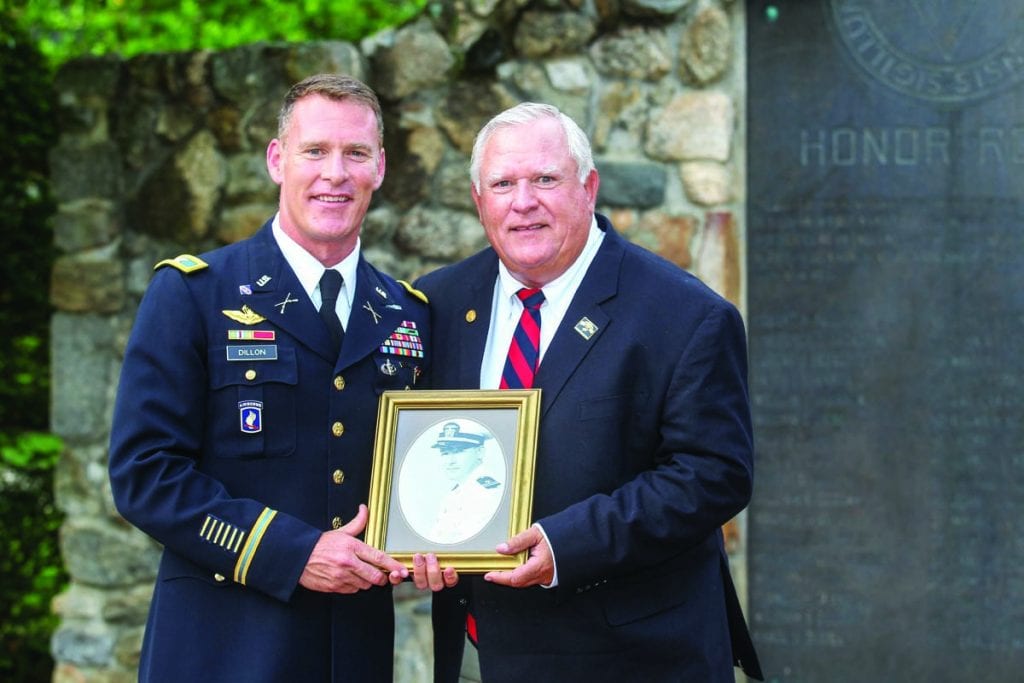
[{"xmin": 318, "ymin": 269, "xmax": 344, "ymax": 352}]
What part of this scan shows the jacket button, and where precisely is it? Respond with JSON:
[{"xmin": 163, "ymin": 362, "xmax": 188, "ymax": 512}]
[
  {"xmin": 331, "ymin": 422, "xmax": 344, "ymax": 437},
  {"xmin": 332, "ymin": 469, "xmax": 345, "ymax": 484},
  {"xmin": 244, "ymin": 369, "xmax": 256, "ymax": 381},
  {"xmin": 333, "ymin": 375, "xmax": 345, "ymax": 391},
  {"xmin": 213, "ymin": 573, "xmax": 226, "ymax": 582},
  {"xmin": 331, "ymin": 516, "xmax": 343, "ymax": 529}
]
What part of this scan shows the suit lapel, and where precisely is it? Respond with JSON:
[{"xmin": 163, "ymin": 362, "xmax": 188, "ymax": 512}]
[
  {"xmin": 239, "ymin": 225, "xmax": 338, "ymax": 363},
  {"xmin": 339, "ymin": 258, "xmax": 411, "ymax": 371},
  {"xmin": 454, "ymin": 254, "xmax": 499, "ymax": 388},
  {"xmin": 534, "ymin": 219, "xmax": 625, "ymax": 416}
]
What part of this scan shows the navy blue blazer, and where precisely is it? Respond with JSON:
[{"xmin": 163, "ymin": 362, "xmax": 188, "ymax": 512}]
[
  {"xmin": 109, "ymin": 222, "xmax": 429, "ymax": 682},
  {"xmin": 418, "ymin": 215, "xmax": 762, "ymax": 683}
]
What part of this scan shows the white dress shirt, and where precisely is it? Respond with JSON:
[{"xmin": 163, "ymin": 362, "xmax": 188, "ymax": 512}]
[
  {"xmin": 479, "ymin": 216, "xmax": 604, "ymax": 586},
  {"xmin": 479, "ymin": 216, "xmax": 605, "ymax": 389},
  {"xmin": 272, "ymin": 215, "xmax": 359, "ymax": 329}
]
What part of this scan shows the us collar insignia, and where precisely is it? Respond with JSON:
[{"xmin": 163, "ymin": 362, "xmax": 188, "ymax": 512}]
[
  {"xmin": 256, "ymin": 275, "xmax": 272, "ymax": 287},
  {"xmin": 574, "ymin": 317, "xmax": 598, "ymax": 340},
  {"xmin": 222, "ymin": 305, "xmax": 266, "ymax": 325},
  {"xmin": 375, "ymin": 285, "xmax": 388, "ymax": 299}
]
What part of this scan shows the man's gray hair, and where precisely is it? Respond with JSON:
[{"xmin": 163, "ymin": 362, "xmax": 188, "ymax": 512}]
[{"xmin": 469, "ymin": 102, "xmax": 594, "ymax": 192}]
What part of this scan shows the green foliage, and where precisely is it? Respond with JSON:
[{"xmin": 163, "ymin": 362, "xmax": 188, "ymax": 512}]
[
  {"xmin": 0, "ymin": 12, "xmax": 65, "ymax": 682},
  {"xmin": 0, "ymin": 10, "xmax": 56, "ymax": 432},
  {"xmin": 7, "ymin": 0, "xmax": 430, "ymax": 66},
  {"xmin": 0, "ymin": 432, "xmax": 67, "ymax": 682}
]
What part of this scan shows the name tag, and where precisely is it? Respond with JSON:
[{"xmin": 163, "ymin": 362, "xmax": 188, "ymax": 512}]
[{"xmin": 226, "ymin": 345, "xmax": 278, "ymax": 361}]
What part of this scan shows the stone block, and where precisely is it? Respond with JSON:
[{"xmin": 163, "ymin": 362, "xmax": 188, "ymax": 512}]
[
  {"xmin": 621, "ymin": 0, "xmax": 692, "ymax": 19},
  {"xmin": 51, "ymin": 249, "xmax": 126, "ymax": 314},
  {"xmin": 679, "ymin": 3, "xmax": 732, "ymax": 85},
  {"xmin": 285, "ymin": 41, "xmax": 367, "ymax": 85},
  {"xmin": 595, "ymin": 159, "xmax": 667, "ymax": 208},
  {"xmin": 54, "ymin": 199, "xmax": 121, "ymax": 253},
  {"xmin": 51, "ymin": 142, "xmax": 123, "ymax": 202},
  {"xmin": 590, "ymin": 27, "xmax": 671, "ymax": 80},
  {"xmin": 513, "ymin": 11, "xmax": 597, "ymax": 58},
  {"xmin": 370, "ymin": 20, "xmax": 454, "ymax": 101},
  {"xmin": 680, "ymin": 160, "xmax": 732, "ymax": 205},
  {"xmin": 51, "ymin": 314, "xmax": 119, "ymax": 442},
  {"xmin": 436, "ymin": 81, "xmax": 518, "ymax": 154},
  {"xmin": 645, "ymin": 91, "xmax": 735, "ymax": 161},
  {"xmin": 60, "ymin": 519, "xmax": 161, "ymax": 587},
  {"xmin": 395, "ymin": 206, "xmax": 487, "ymax": 261}
]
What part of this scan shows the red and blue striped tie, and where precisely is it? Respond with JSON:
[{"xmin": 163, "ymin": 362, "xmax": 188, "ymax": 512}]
[
  {"xmin": 499, "ymin": 288, "xmax": 545, "ymax": 389},
  {"xmin": 468, "ymin": 288, "xmax": 545, "ymax": 648}
]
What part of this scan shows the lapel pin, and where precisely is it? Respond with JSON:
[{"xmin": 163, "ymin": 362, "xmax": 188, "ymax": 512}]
[
  {"xmin": 363, "ymin": 301, "xmax": 382, "ymax": 324},
  {"xmin": 275, "ymin": 293, "xmax": 299, "ymax": 314},
  {"xmin": 574, "ymin": 317, "xmax": 598, "ymax": 340},
  {"xmin": 380, "ymin": 358, "xmax": 397, "ymax": 376},
  {"xmin": 239, "ymin": 284, "xmax": 252, "ymax": 295}
]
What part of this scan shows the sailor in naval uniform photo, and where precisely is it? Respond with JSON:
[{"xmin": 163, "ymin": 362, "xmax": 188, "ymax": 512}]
[{"xmin": 426, "ymin": 422, "xmax": 504, "ymax": 544}]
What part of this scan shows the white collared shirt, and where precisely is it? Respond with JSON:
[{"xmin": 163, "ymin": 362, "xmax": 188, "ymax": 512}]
[
  {"xmin": 272, "ymin": 214, "xmax": 359, "ymax": 330},
  {"xmin": 479, "ymin": 216, "xmax": 605, "ymax": 389},
  {"xmin": 478, "ymin": 216, "xmax": 604, "ymax": 590}
]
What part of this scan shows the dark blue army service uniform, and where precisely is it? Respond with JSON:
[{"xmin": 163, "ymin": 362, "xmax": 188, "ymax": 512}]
[{"xmin": 109, "ymin": 222, "xmax": 428, "ymax": 682}]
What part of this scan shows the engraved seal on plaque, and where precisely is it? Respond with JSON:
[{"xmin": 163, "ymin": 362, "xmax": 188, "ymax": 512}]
[{"xmin": 829, "ymin": 1, "xmax": 1024, "ymax": 106}]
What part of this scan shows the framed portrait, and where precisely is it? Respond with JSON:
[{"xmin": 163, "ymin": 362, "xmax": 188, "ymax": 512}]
[{"xmin": 366, "ymin": 389, "xmax": 541, "ymax": 572}]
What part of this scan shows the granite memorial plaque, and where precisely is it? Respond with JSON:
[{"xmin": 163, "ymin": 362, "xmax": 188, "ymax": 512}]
[{"xmin": 747, "ymin": 1, "xmax": 1024, "ymax": 680}]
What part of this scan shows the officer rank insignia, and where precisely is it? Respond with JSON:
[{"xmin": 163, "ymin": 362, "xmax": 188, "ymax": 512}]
[
  {"xmin": 380, "ymin": 320, "xmax": 424, "ymax": 358},
  {"xmin": 199, "ymin": 513, "xmax": 246, "ymax": 555}
]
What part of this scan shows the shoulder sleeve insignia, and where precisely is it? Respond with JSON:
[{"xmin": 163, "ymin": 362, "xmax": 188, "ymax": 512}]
[
  {"xmin": 397, "ymin": 280, "xmax": 429, "ymax": 305},
  {"xmin": 477, "ymin": 476, "xmax": 501, "ymax": 489},
  {"xmin": 154, "ymin": 254, "xmax": 209, "ymax": 273}
]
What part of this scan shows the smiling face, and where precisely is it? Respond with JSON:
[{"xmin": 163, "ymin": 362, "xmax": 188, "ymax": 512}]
[
  {"xmin": 266, "ymin": 94, "xmax": 385, "ymax": 266},
  {"xmin": 471, "ymin": 116, "xmax": 599, "ymax": 288}
]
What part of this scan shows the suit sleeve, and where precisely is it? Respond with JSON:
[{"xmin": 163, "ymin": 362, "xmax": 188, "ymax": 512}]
[
  {"xmin": 108, "ymin": 269, "xmax": 320, "ymax": 602},
  {"xmin": 538, "ymin": 302, "xmax": 755, "ymax": 590}
]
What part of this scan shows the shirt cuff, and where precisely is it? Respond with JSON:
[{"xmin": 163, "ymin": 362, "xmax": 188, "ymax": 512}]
[{"xmin": 533, "ymin": 522, "xmax": 558, "ymax": 588}]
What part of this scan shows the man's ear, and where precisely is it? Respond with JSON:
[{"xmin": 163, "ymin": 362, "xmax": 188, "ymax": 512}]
[{"xmin": 266, "ymin": 138, "xmax": 283, "ymax": 185}]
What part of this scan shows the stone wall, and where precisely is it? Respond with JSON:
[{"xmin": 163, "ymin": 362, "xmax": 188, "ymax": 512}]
[{"xmin": 48, "ymin": 0, "xmax": 747, "ymax": 680}]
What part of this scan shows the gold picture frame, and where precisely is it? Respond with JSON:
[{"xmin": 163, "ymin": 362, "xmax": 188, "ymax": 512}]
[{"xmin": 366, "ymin": 389, "xmax": 541, "ymax": 572}]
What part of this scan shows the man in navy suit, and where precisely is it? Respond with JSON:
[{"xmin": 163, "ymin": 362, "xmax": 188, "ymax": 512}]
[
  {"xmin": 109, "ymin": 74, "xmax": 450, "ymax": 682},
  {"xmin": 417, "ymin": 103, "xmax": 763, "ymax": 682}
]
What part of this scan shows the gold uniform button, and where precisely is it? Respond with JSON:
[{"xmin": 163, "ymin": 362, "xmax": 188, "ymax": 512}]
[
  {"xmin": 466, "ymin": 309, "xmax": 477, "ymax": 323},
  {"xmin": 333, "ymin": 375, "xmax": 346, "ymax": 391},
  {"xmin": 331, "ymin": 422, "xmax": 344, "ymax": 437},
  {"xmin": 332, "ymin": 469, "xmax": 345, "ymax": 484},
  {"xmin": 244, "ymin": 369, "xmax": 257, "ymax": 381},
  {"xmin": 213, "ymin": 573, "xmax": 226, "ymax": 582},
  {"xmin": 331, "ymin": 516, "xmax": 343, "ymax": 529}
]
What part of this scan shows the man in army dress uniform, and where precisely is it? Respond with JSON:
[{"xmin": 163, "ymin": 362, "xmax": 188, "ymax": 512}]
[{"xmin": 109, "ymin": 74, "xmax": 447, "ymax": 683}]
